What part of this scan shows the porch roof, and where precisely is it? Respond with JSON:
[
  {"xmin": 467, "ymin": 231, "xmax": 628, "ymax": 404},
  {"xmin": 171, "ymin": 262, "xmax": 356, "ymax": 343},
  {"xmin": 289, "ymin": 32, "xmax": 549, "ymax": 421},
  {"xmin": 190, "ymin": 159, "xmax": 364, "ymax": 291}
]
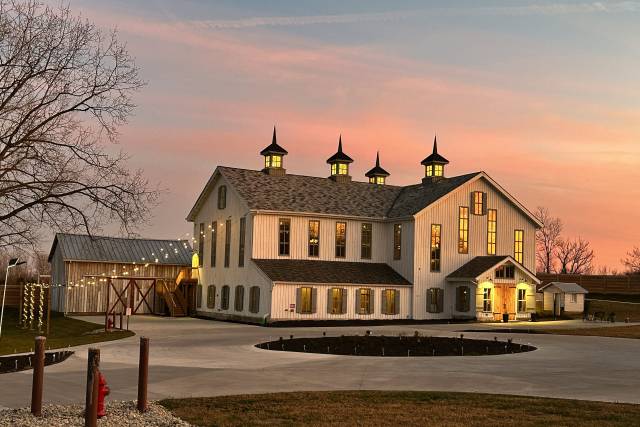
[{"xmin": 446, "ymin": 255, "xmax": 540, "ymax": 284}]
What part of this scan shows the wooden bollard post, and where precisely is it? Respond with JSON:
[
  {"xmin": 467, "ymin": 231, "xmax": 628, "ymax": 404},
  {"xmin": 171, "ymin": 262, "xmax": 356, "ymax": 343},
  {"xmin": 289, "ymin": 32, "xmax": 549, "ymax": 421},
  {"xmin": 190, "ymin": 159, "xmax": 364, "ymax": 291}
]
[
  {"xmin": 137, "ymin": 337, "xmax": 149, "ymax": 412},
  {"xmin": 85, "ymin": 348, "xmax": 100, "ymax": 427},
  {"xmin": 31, "ymin": 336, "xmax": 46, "ymax": 416}
]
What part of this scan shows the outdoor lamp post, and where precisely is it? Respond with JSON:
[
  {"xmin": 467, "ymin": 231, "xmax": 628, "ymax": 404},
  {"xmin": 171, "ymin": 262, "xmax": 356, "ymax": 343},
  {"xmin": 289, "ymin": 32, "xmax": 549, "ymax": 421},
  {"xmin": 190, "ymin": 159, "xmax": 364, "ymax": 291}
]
[{"xmin": 0, "ymin": 257, "xmax": 26, "ymax": 338}]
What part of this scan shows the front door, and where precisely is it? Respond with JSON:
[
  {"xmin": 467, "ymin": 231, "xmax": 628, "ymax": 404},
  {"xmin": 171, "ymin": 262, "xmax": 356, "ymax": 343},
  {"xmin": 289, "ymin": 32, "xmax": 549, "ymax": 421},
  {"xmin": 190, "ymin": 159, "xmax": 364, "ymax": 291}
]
[{"xmin": 493, "ymin": 284, "xmax": 517, "ymax": 321}]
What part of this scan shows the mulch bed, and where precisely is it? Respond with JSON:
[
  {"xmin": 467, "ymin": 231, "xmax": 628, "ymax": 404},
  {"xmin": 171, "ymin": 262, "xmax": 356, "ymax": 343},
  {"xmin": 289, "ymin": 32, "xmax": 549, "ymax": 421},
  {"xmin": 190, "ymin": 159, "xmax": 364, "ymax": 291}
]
[
  {"xmin": 256, "ymin": 334, "xmax": 535, "ymax": 356},
  {"xmin": 0, "ymin": 350, "xmax": 73, "ymax": 374}
]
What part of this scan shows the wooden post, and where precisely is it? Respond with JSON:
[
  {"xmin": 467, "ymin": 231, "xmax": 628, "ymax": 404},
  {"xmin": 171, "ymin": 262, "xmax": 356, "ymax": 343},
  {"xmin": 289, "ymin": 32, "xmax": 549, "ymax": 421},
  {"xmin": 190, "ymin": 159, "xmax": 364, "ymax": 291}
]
[
  {"xmin": 137, "ymin": 337, "xmax": 149, "ymax": 412},
  {"xmin": 104, "ymin": 279, "xmax": 110, "ymax": 332},
  {"xmin": 85, "ymin": 348, "xmax": 100, "ymax": 427},
  {"xmin": 31, "ymin": 336, "xmax": 46, "ymax": 416}
]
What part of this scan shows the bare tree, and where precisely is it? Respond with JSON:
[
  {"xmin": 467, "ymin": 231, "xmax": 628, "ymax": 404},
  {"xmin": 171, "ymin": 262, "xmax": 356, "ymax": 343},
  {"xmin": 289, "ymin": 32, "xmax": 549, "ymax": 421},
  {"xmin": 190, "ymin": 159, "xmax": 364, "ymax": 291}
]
[
  {"xmin": 596, "ymin": 265, "xmax": 619, "ymax": 275},
  {"xmin": 557, "ymin": 237, "xmax": 595, "ymax": 274},
  {"xmin": 534, "ymin": 206, "xmax": 563, "ymax": 273},
  {"xmin": 0, "ymin": 1, "xmax": 157, "ymax": 249},
  {"xmin": 622, "ymin": 247, "xmax": 640, "ymax": 275}
]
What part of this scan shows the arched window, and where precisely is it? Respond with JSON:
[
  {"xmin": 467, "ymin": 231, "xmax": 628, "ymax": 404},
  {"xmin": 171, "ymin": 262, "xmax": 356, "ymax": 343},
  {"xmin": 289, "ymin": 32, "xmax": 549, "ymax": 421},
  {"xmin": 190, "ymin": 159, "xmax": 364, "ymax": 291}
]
[
  {"xmin": 221, "ymin": 285, "xmax": 230, "ymax": 310},
  {"xmin": 249, "ymin": 286, "xmax": 260, "ymax": 313},
  {"xmin": 207, "ymin": 285, "xmax": 216, "ymax": 308},
  {"xmin": 217, "ymin": 185, "xmax": 227, "ymax": 209},
  {"xmin": 234, "ymin": 285, "xmax": 245, "ymax": 312}
]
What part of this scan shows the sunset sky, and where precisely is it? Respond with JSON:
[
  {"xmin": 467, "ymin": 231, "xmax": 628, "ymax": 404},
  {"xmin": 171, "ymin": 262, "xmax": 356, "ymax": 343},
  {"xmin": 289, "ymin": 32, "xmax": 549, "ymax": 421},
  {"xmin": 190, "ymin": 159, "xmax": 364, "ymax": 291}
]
[{"xmin": 66, "ymin": 0, "xmax": 640, "ymax": 270}]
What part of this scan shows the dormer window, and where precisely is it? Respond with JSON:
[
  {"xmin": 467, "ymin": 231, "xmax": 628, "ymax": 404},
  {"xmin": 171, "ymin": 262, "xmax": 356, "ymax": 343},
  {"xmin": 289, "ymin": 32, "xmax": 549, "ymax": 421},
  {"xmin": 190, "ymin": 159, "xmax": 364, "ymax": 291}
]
[
  {"xmin": 331, "ymin": 163, "xmax": 349, "ymax": 176},
  {"xmin": 264, "ymin": 154, "xmax": 282, "ymax": 169},
  {"xmin": 426, "ymin": 164, "xmax": 443, "ymax": 177},
  {"xmin": 369, "ymin": 176, "xmax": 385, "ymax": 185}
]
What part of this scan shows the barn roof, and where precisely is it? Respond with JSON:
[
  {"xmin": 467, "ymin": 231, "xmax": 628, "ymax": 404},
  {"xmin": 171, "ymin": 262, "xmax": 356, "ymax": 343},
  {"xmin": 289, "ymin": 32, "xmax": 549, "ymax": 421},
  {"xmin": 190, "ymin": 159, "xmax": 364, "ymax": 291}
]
[
  {"xmin": 253, "ymin": 259, "xmax": 412, "ymax": 286},
  {"xmin": 48, "ymin": 233, "xmax": 192, "ymax": 266}
]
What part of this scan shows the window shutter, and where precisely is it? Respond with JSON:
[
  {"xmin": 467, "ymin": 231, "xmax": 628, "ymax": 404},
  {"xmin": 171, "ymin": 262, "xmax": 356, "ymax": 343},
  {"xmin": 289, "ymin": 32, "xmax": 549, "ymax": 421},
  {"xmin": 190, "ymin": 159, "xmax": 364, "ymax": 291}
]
[
  {"xmin": 482, "ymin": 192, "xmax": 488, "ymax": 215},
  {"xmin": 356, "ymin": 289, "xmax": 361, "ymax": 313},
  {"xmin": 369, "ymin": 289, "xmax": 375, "ymax": 314},
  {"xmin": 341, "ymin": 288, "xmax": 348, "ymax": 314},
  {"xmin": 470, "ymin": 192, "xmax": 475, "ymax": 214},
  {"xmin": 437, "ymin": 288, "xmax": 444, "ymax": 313},
  {"xmin": 296, "ymin": 288, "xmax": 302, "ymax": 314},
  {"xmin": 311, "ymin": 288, "xmax": 318, "ymax": 314},
  {"xmin": 394, "ymin": 290, "xmax": 400, "ymax": 315},
  {"xmin": 381, "ymin": 290, "xmax": 388, "ymax": 315},
  {"xmin": 426, "ymin": 289, "xmax": 433, "ymax": 313},
  {"xmin": 464, "ymin": 287, "xmax": 470, "ymax": 312},
  {"xmin": 327, "ymin": 288, "xmax": 333, "ymax": 314}
]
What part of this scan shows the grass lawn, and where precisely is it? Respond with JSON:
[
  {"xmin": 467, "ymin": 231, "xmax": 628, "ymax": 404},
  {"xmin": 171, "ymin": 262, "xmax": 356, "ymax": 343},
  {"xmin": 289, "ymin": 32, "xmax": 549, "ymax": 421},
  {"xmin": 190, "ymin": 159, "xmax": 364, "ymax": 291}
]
[
  {"xmin": 542, "ymin": 325, "xmax": 640, "ymax": 339},
  {"xmin": 0, "ymin": 308, "xmax": 134, "ymax": 355},
  {"xmin": 160, "ymin": 391, "xmax": 640, "ymax": 427}
]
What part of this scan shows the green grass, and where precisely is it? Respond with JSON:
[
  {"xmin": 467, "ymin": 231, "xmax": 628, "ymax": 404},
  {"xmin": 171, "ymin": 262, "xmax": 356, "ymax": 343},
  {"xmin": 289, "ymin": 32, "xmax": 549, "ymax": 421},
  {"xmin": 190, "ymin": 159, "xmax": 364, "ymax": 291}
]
[
  {"xmin": 160, "ymin": 391, "xmax": 640, "ymax": 427},
  {"xmin": 542, "ymin": 325, "xmax": 640, "ymax": 339},
  {"xmin": 0, "ymin": 308, "xmax": 134, "ymax": 355}
]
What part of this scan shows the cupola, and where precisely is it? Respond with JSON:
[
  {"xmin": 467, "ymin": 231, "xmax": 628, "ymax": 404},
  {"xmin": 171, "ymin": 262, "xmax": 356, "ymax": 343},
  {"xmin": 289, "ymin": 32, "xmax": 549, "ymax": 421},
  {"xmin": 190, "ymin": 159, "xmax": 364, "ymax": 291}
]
[
  {"xmin": 421, "ymin": 135, "xmax": 449, "ymax": 184},
  {"xmin": 326, "ymin": 135, "xmax": 353, "ymax": 183},
  {"xmin": 260, "ymin": 126, "xmax": 288, "ymax": 176},
  {"xmin": 365, "ymin": 151, "xmax": 390, "ymax": 185}
]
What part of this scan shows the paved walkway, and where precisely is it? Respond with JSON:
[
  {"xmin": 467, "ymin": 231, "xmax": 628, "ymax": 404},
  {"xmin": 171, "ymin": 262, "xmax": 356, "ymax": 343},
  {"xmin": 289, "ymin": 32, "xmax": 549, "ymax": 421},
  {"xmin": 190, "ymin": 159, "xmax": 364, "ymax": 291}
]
[{"xmin": 1, "ymin": 317, "xmax": 639, "ymax": 409}]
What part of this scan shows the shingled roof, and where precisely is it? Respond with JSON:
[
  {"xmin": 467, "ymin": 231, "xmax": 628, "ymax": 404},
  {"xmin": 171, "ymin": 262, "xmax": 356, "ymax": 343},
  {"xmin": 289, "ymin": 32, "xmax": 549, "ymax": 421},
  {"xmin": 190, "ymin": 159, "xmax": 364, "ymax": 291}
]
[
  {"xmin": 48, "ymin": 233, "xmax": 192, "ymax": 265},
  {"xmin": 253, "ymin": 259, "xmax": 412, "ymax": 286},
  {"xmin": 446, "ymin": 256, "xmax": 509, "ymax": 280}
]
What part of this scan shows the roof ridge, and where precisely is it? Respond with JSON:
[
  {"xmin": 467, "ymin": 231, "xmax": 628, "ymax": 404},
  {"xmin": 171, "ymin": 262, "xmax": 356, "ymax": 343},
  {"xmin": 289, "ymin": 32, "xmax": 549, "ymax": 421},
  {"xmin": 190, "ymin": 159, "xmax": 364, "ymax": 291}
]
[{"xmin": 56, "ymin": 232, "xmax": 188, "ymax": 243}]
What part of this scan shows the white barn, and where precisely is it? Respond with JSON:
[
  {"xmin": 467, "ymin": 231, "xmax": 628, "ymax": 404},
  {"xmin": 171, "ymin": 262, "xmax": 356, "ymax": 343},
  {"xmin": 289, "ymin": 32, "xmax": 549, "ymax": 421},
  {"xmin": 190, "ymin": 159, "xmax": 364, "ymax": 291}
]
[
  {"xmin": 540, "ymin": 282, "xmax": 588, "ymax": 315},
  {"xmin": 186, "ymin": 129, "xmax": 541, "ymax": 324}
]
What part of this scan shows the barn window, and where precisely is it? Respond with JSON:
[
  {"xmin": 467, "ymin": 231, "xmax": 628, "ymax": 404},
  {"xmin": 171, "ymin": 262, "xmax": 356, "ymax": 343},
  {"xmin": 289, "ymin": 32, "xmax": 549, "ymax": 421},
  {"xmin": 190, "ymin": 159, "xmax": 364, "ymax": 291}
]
[
  {"xmin": 495, "ymin": 265, "xmax": 515, "ymax": 279},
  {"xmin": 518, "ymin": 289, "xmax": 527, "ymax": 312},
  {"xmin": 458, "ymin": 207, "xmax": 468, "ymax": 254},
  {"xmin": 328, "ymin": 288, "xmax": 346, "ymax": 315},
  {"xmin": 298, "ymin": 287, "xmax": 313, "ymax": 314},
  {"xmin": 360, "ymin": 223, "xmax": 372, "ymax": 259},
  {"xmin": 569, "ymin": 293, "xmax": 577, "ymax": 304},
  {"xmin": 198, "ymin": 223, "xmax": 204, "ymax": 267},
  {"xmin": 207, "ymin": 285, "xmax": 216, "ymax": 308},
  {"xmin": 456, "ymin": 286, "xmax": 470, "ymax": 312},
  {"xmin": 217, "ymin": 185, "xmax": 227, "ymax": 209},
  {"xmin": 426, "ymin": 288, "xmax": 443, "ymax": 313},
  {"xmin": 382, "ymin": 289, "xmax": 399, "ymax": 315},
  {"xmin": 196, "ymin": 285, "xmax": 203, "ymax": 308},
  {"xmin": 249, "ymin": 286, "xmax": 260, "ymax": 313},
  {"xmin": 335, "ymin": 222, "xmax": 346, "ymax": 258},
  {"xmin": 308, "ymin": 220, "xmax": 320, "ymax": 257},
  {"xmin": 472, "ymin": 191, "xmax": 485, "ymax": 215},
  {"xmin": 430, "ymin": 224, "xmax": 441, "ymax": 272},
  {"xmin": 224, "ymin": 219, "xmax": 231, "ymax": 267},
  {"xmin": 483, "ymin": 288, "xmax": 492, "ymax": 312},
  {"xmin": 487, "ymin": 209, "xmax": 497, "ymax": 255},
  {"xmin": 279, "ymin": 218, "xmax": 290, "ymax": 256},
  {"xmin": 393, "ymin": 224, "xmax": 402, "ymax": 260},
  {"xmin": 514, "ymin": 229, "xmax": 524, "ymax": 264},
  {"xmin": 234, "ymin": 285, "xmax": 244, "ymax": 311},
  {"xmin": 238, "ymin": 217, "xmax": 246, "ymax": 267},
  {"xmin": 210, "ymin": 221, "xmax": 217, "ymax": 267},
  {"xmin": 358, "ymin": 288, "xmax": 373, "ymax": 315},
  {"xmin": 221, "ymin": 285, "xmax": 230, "ymax": 310}
]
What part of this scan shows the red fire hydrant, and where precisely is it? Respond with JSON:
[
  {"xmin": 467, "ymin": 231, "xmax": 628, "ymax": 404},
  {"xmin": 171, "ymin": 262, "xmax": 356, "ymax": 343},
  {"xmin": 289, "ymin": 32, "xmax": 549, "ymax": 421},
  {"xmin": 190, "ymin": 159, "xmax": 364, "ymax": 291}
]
[{"xmin": 97, "ymin": 371, "xmax": 110, "ymax": 418}]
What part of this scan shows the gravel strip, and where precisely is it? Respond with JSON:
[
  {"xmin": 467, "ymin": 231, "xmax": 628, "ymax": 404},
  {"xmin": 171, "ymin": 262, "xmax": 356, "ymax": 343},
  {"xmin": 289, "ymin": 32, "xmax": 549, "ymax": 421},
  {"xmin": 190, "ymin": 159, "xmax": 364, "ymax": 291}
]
[{"xmin": 0, "ymin": 401, "xmax": 192, "ymax": 426}]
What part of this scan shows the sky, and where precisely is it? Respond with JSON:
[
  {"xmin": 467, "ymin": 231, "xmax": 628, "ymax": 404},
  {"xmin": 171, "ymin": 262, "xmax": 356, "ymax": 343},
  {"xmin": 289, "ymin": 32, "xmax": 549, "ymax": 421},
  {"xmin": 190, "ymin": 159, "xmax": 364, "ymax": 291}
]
[{"xmin": 61, "ymin": 0, "xmax": 640, "ymax": 270}]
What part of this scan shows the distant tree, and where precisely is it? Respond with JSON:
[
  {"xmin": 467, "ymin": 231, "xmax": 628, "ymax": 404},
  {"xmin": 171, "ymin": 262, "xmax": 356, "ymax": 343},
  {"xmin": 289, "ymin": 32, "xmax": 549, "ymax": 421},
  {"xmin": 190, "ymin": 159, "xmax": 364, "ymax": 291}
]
[
  {"xmin": 622, "ymin": 247, "xmax": 640, "ymax": 275},
  {"xmin": 557, "ymin": 238, "xmax": 595, "ymax": 274},
  {"xmin": 0, "ymin": 1, "xmax": 157, "ymax": 249},
  {"xmin": 534, "ymin": 207, "xmax": 563, "ymax": 273},
  {"xmin": 596, "ymin": 265, "xmax": 619, "ymax": 276}
]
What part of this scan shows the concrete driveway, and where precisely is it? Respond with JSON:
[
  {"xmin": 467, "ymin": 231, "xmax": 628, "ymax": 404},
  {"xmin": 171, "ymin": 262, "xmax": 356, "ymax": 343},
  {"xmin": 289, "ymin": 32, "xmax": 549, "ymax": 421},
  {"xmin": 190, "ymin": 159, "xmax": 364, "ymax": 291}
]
[{"xmin": 1, "ymin": 316, "xmax": 639, "ymax": 409}]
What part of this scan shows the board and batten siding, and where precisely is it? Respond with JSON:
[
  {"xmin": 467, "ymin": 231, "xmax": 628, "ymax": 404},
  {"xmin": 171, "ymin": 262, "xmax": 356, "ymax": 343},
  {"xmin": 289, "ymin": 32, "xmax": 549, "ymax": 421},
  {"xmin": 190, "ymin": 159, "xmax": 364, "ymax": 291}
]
[
  {"xmin": 412, "ymin": 176, "xmax": 537, "ymax": 320},
  {"xmin": 251, "ymin": 214, "xmax": 414, "ymax": 282},
  {"xmin": 191, "ymin": 174, "xmax": 271, "ymax": 321},
  {"xmin": 270, "ymin": 283, "xmax": 412, "ymax": 321}
]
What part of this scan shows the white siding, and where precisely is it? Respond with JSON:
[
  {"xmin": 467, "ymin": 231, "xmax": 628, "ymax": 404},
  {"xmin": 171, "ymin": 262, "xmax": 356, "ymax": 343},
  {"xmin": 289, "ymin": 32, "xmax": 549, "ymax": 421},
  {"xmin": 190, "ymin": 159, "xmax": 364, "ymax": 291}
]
[
  {"xmin": 413, "ymin": 177, "xmax": 537, "ymax": 320},
  {"xmin": 270, "ymin": 283, "xmax": 412, "ymax": 321}
]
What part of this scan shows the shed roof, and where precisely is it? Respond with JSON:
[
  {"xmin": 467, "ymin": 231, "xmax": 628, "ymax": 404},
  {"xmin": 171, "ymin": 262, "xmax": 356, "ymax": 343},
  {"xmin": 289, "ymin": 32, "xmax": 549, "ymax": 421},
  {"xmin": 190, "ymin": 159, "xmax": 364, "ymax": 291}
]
[
  {"xmin": 253, "ymin": 259, "xmax": 412, "ymax": 286},
  {"xmin": 540, "ymin": 282, "xmax": 588, "ymax": 294},
  {"xmin": 48, "ymin": 233, "xmax": 192, "ymax": 266}
]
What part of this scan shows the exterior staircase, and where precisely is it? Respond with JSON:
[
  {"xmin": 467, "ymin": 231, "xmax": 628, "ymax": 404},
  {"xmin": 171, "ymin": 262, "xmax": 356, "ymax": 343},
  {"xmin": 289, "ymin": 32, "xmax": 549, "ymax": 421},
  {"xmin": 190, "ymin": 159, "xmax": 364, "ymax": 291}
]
[{"xmin": 158, "ymin": 269, "xmax": 197, "ymax": 317}]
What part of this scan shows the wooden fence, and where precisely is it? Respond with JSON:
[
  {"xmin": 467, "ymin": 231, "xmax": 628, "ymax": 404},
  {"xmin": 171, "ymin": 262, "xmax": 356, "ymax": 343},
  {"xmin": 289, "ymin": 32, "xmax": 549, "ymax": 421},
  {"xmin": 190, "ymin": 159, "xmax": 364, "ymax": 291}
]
[{"xmin": 537, "ymin": 273, "xmax": 640, "ymax": 294}]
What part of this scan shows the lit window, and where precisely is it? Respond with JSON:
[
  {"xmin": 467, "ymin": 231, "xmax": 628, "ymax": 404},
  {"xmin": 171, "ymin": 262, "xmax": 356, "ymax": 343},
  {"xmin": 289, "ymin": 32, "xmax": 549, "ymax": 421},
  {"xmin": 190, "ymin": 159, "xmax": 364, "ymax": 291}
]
[
  {"xmin": 338, "ymin": 163, "xmax": 348, "ymax": 175},
  {"xmin": 393, "ymin": 224, "xmax": 402, "ymax": 260},
  {"xmin": 329, "ymin": 288, "xmax": 345, "ymax": 314},
  {"xmin": 458, "ymin": 207, "xmax": 468, "ymax": 254},
  {"xmin": 361, "ymin": 223, "xmax": 372, "ymax": 259},
  {"xmin": 430, "ymin": 224, "xmax": 441, "ymax": 272},
  {"xmin": 434, "ymin": 164, "xmax": 443, "ymax": 176},
  {"xmin": 264, "ymin": 154, "xmax": 282, "ymax": 168},
  {"xmin": 358, "ymin": 288, "xmax": 372, "ymax": 314},
  {"xmin": 308, "ymin": 220, "xmax": 320, "ymax": 257},
  {"xmin": 487, "ymin": 209, "xmax": 497, "ymax": 255},
  {"xmin": 299, "ymin": 287, "xmax": 313, "ymax": 313},
  {"xmin": 279, "ymin": 218, "xmax": 290, "ymax": 256},
  {"xmin": 483, "ymin": 288, "xmax": 492, "ymax": 312},
  {"xmin": 382, "ymin": 289, "xmax": 399, "ymax": 315},
  {"xmin": 514, "ymin": 230, "xmax": 524, "ymax": 263},
  {"xmin": 426, "ymin": 165, "xmax": 433, "ymax": 176},
  {"xmin": 518, "ymin": 289, "xmax": 527, "ymax": 312},
  {"xmin": 472, "ymin": 191, "xmax": 484, "ymax": 215},
  {"xmin": 496, "ymin": 265, "xmax": 515, "ymax": 279},
  {"xmin": 335, "ymin": 222, "xmax": 346, "ymax": 258}
]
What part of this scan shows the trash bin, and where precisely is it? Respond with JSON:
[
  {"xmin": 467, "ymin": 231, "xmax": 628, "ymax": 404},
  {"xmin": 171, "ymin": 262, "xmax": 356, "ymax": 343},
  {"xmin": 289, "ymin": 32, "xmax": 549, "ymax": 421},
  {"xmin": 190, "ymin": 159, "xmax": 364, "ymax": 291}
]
[{"xmin": 502, "ymin": 313, "xmax": 509, "ymax": 323}]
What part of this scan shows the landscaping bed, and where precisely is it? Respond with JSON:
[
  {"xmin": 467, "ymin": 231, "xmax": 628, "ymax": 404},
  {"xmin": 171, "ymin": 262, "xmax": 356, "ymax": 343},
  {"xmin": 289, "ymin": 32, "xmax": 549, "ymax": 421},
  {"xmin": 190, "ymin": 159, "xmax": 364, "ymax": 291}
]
[
  {"xmin": 256, "ymin": 334, "xmax": 535, "ymax": 356},
  {"xmin": 160, "ymin": 391, "xmax": 640, "ymax": 427},
  {"xmin": 0, "ymin": 350, "xmax": 73, "ymax": 374}
]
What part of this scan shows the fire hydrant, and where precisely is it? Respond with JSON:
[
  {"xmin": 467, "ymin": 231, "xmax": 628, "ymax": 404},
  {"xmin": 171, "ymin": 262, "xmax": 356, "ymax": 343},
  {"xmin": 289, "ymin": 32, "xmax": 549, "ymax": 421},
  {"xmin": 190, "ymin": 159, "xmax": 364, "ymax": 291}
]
[{"xmin": 97, "ymin": 371, "xmax": 110, "ymax": 418}]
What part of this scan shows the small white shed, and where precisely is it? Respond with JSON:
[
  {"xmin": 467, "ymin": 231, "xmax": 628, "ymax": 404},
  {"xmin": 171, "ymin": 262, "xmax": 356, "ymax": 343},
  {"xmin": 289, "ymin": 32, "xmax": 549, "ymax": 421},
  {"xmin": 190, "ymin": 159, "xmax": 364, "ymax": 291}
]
[{"xmin": 540, "ymin": 282, "xmax": 588, "ymax": 315}]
